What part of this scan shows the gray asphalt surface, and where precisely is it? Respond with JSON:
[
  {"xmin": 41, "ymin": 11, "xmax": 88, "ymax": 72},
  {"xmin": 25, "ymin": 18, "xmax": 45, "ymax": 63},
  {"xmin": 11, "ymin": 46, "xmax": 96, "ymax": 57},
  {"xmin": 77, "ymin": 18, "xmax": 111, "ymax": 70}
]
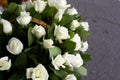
[{"xmin": 67, "ymin": 0, "xmax": 120, "ymax": 80}]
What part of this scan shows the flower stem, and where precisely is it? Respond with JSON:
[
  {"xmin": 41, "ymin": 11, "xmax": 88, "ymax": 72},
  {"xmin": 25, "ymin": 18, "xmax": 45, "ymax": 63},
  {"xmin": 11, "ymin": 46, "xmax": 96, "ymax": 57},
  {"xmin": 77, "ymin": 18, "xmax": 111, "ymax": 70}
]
[{"xmin": 32, "ymin": 18, "xmax": 50, "ymax": 28}]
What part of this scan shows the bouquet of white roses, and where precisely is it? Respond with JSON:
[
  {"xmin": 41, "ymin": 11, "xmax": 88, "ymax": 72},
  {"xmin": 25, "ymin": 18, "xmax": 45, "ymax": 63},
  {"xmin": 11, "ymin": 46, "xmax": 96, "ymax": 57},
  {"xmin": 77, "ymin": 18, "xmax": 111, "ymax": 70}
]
[{"xmin": 0, "ymin": 0, "xmax": 91, "ymax": 80}]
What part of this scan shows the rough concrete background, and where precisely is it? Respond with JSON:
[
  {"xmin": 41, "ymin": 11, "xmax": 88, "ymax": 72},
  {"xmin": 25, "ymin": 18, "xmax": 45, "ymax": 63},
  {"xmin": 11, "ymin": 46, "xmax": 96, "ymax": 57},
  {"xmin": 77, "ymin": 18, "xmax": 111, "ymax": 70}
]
[{"xmin": 67, "ymin": 0, "xmax": 120, "ymax": 80}]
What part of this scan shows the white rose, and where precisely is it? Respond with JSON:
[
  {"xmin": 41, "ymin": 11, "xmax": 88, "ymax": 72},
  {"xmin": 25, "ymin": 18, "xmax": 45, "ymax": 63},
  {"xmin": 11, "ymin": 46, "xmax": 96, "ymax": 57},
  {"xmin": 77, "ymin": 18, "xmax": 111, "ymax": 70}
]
[
  {"xmin": 16, "ymin": 11, "xmax": 32, "ymax": 26},
  {"xmin": 71, "ymin": 34, "xmax": 81, "ymax": 51},
  {"xmin": 67, "ymin": 7, "xmax": 78, "ymax": 15},
  {"xmin": 55, "ymin": 9, "xmax": 65, "ymax": 21},
  {"xmin": 33, "ymin": 0, "xmax": 47, "ymax": 13},
  {"xmin": 1, "ymin": 19, "xmax": 12, "ymax": 34},
  {"xmin": 52, "ymin": 54, "xmax": 65, "ymax": 70},
  {"xmin": 54, "ymin": 25, "xmax": 70, "ymax": 41},
  {"xmin": 0, "ymin": 56, "xmax": 11, "ymax": 71},
  {"xmin": 6, "ymin": 37, "xmax": 24, "ymax": 55},
  {"xmin": 20, "ymin": 3, "xmax": 26, "ymax": 11},
  {"xmin": 20, "ymin": 0, "xmax": 33, "ymax": 11},
  {"xmin": 63, "ymin": 53, "xmax": 83, "ymax": 68},
  {"xmin": 26, "ymin": 1, "xmax": 34, "ymax": 10},
  {"xmin": 32, "ymin": 25, "xmax": 46, "ymax": 39},
  {"xmin": 22, "ymin": 0, "xmax": 34, "ymax": 10},
  {"xmin": 71, "ymin": 20, "xmax": 80, "ymax": 31},
  {"xmin": 65, "ymin": 74, "xmax": 77, "ymax": 80},
  {"xmin": 20, "ymin": 1, "xmax": 34, "ymax": 11},
  {"xmin": 48, "ymin": 0, "xmax": 70, "ymax": 9},
  {"xmin": 26, "ymin": 68, "xmax": 33, "ymax": 79},
  {"xmin": 0, "ymin": 6, "xmax": 4, "ymax": 14},
  {"xmin": 43, "ymin": 39, "xmax": 54, "ymax": 49},
  {"xmin": 79, "ymin": 41, "xmax": 89, "ymax": 52},
  {"xmin": 26, "ymin": 64, "xmax": 49, "ymax": 80},
  {"xmin": 80, "ymin": 22, "xmax": 89, "ymax": 31}
]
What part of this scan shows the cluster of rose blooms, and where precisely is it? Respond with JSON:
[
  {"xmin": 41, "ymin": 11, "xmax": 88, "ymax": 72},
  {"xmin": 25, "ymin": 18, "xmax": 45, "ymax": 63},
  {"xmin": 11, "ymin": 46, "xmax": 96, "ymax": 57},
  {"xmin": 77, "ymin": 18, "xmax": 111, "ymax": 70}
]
[{"xmin": 0, "ymin": 0, "xmax": 89, "ymax": 80}]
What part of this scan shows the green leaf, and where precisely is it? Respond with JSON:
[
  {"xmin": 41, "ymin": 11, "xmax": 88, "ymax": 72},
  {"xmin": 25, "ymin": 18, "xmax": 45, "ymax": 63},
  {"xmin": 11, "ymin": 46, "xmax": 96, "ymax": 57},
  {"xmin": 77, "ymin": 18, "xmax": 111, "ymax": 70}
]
[
  {"xmin": 45, "ymin": 6, "xmax": 57, "ymax": 19},
  {"xmin": 80, "ymin": 30, "xmax": 90, "ymax": 39},
  {"xmin": 0, "ymin": 24, "xmax": 3, "ymax": 35},
  {"xmin": 76, "ymin": 27, "xmax": 90, "ymax": 40},
  {"xmin": 24, "ymin": 48, "xmax": 31, "ymax": 52},
  {"xmin": 15, "ymin": 5, "xmax": 22, "ymax": 16},
  {"xmin": 41, "ymin": 6, "xmax": 57, "ymax": 25},
  {"xmin": 80, "ymin": 52, "xmax": 92, "ymax": 64},
  {"xmin": 27, "ymin": 7, "xmax": 36, "ymax": 16},
  {"xmin": 49, "ymin": 73, "xmax": 59, "ymax": 80},
  {"xmin": 59, "ymin": 14, "xmax": 74, "ymax": 27},
  {"xmin": 28, "ymin": 27, "xmax": 34, "ymax": 47},
  {"xmin": 74, "ymin": 14, "xmax": 82, "ymax": 21},
  {"xmin": 74, "ymin": 66, "xmax": 87, "ymax": 76},
  {"xmin": 52, "ymin": 69, "xmax": 68, "ymax": 79},
  {"xmin": 60, "ymin": 40, "xmax": 76, "ymax": 52},
  {"xmin": 8, "ymin": 73, "xmax": 26, "ymax": 80},
  {"xmin": 49, "ymin": 46, "xmax": 61, "ymax": 59},
  {"xmin": 47, "ymin": 24, "xmax": 55, "ymax": 39},
  {"xmin": 33, "ymin": 12, "xmax": 41, "ymax": 19},
  {"xmin": 69, "ymin": 31, "xmax": 75, "ymax": 39},
  {"xmin": 14, "ymin": 53, "xmax": 28, "ymax": 69},
  {"xmin": 28, "ymin": 53, "xmax": 39, "ymax": 65},
  {"xmin": 7, "ymin": 3, "xmax": 18, "ymax": 13}
]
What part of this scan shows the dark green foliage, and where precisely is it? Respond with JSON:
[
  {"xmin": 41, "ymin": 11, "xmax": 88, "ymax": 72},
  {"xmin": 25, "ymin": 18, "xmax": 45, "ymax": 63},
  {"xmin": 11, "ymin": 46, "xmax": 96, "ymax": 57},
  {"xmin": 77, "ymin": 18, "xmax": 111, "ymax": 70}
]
[
  {"xmin": 1, "ymin": 3, "xmax": 22, "ymax": 20},
  {"xmin": 75, "ymin": 26, "xmax": 90, "ymax": 40},
  {"xmin": 59, "ymin": 40, "xmax": 76, "ymax": 52},
  {"xmin": 0, "ymin": 1, "xmax": 91, "ymax": 80},
  {"xmin": 80, "ymin": 52, "xmax": 92, "ymax": 64},
  {"xmin": 59, "ymin": 14, "xmax": 81, "ymax": 28},
  {"xmin": 8, "ymin": 0, "xmax": 23, "ymax": 4},
  {"xmin": 8, "ymin": 72, "xmax": 26, "ymax": 80}
]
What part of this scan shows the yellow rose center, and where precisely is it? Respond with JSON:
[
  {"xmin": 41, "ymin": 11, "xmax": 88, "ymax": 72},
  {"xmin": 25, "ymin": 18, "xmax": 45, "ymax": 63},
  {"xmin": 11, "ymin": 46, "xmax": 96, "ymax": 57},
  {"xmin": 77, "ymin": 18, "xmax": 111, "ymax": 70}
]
[
  {"xmin": 0, "ymin": 61, "xmax": 7, "ymax": 67},
  {"xmin": 35, "ymin": 69, "xmax": 42, "ymax": 78}
]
